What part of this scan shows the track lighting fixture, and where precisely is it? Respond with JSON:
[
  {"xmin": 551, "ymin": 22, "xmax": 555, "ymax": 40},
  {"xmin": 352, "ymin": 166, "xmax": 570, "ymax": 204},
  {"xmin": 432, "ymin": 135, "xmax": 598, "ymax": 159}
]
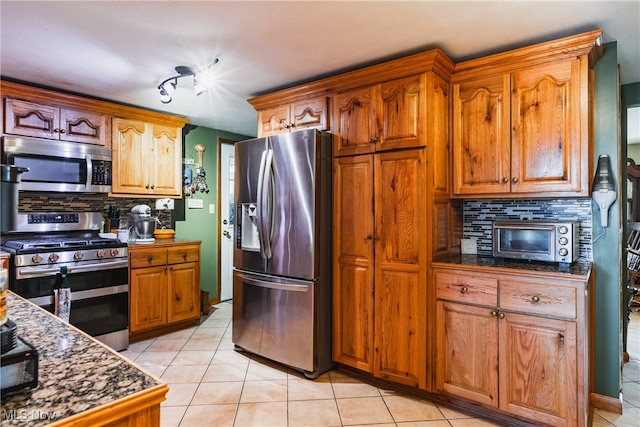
[{"xmin": 157, "ymin": 58, "xmax": 219, "ymax": 104}]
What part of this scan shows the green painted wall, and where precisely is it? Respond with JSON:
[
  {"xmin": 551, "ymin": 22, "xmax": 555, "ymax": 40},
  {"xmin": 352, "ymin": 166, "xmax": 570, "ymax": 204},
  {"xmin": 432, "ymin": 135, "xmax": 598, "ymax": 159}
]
[
  {"xmin": 592, "ymin": 42, "xmax": 622, "ymax": 399},
  {"xmin": 174, "ymin": 126, "xmax": 251, "ymax": 300}
]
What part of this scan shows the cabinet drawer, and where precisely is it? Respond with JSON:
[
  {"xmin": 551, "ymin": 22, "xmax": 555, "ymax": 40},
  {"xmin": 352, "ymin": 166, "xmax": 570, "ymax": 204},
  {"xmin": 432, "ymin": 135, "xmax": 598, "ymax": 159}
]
[
  {"xmin": 500, "ymin": 280, "xmax": 577, "ymax": 319},
  {"xmin": 168, "ymin": 246, "xmax": 200, "ymax": 264},
  {"xmin": 130, "ymin": 249, "xmax": 167, "ymax": 268},
  {"xmin": 435, "ymin": 271, "xmax": 498, "ymax": 306}
]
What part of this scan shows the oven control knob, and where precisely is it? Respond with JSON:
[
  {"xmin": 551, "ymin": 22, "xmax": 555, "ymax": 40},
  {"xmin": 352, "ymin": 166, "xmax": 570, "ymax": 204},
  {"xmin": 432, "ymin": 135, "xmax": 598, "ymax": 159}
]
[
  {"xmin": 110, "ymin": 249, "xmax": 120, "ymax": 257},
  {"xmin": 32, "ymin": 254, "xmax": 43, "ymax": 264},
  {"xmin": 48, "ymin": 253, "xmax": 60, "ymax": 263},
  {"xmin": 73, "ymin": 251, "xmax": 83, "ymax": 261},
  {"xmin": 558, "ymin": 225, "xmax": 569, "ymax": 234},
  {"xmin": 558, "ymin": 237, "xmax": 568, "ymax": 245},
  {"xmin": 558, "ymin": 248, "xmax": 569, "ymax": 256},
  {"xmin": 97, "ymin": 250, "xmax": 107, "ymax": 259}
]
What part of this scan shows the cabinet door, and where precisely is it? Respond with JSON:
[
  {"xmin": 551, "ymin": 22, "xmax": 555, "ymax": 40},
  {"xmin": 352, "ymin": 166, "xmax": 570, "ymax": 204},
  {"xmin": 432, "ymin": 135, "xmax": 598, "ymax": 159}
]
[
  {"xmin": 499, "ymin": 312, "xmax": 577, "ymax": 426},
  {"xmin": 290, "ymin": 97, "xmax": 327, "ymax": 132},
  {"xmin": 4, "ymin": 98, "xmax": 59, "ymax": 139},
  {"xmin": 373, "ymin": 149, "xmax": 427, "ymax": 387},
  {"xmin": 511, "ymin": 59, "xmax": 585, "ymax": 194},
  {"xmin": 452, "ymin": 75, "xmax": 511, "ymax": 195},
  {"xmin": 332, "ymin": 155, "xmax": 375, "ymax": 372},
  {"xmin": 150, "ymin": 125, "xmax": 181, "ymax": 196},
  {"xmin": 168, "ymin": 262, "xmax": 200, "ymax": 323},
  {"xmin": 377, "ymin": 74, "xmax": 425, "ymax": 152},
  {"xmin": 112, "ymin": 118, "xmax": 149, "ymax": 194},
  {"xmin": 130, "ymin": 266, "xmax": 167, "ymax": 332},
  {"xmin": 59, "ymin": 108, "xmax": 109, "ymax": 146},
  {"xmin": 258, "ymin": 105, "xmax": 289, "ymax": 136},
  {"xmin": 333, "ymin": 87, "xmax": 379, "ymax": 156},
  {"xmin": 435, "ymin": 301, "xmax": 499, "ymax": 407}
]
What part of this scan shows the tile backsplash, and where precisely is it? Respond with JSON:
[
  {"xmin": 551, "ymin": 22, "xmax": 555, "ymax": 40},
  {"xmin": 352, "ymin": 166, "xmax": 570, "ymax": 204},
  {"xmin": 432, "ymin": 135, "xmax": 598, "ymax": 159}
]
[
  {"xmin": 18, "ymin": 193, "xmax": 173, "ymax": 231},
  {"xmin": 463, "ymin": 198, "xmax": 593, "ymax": 260}
]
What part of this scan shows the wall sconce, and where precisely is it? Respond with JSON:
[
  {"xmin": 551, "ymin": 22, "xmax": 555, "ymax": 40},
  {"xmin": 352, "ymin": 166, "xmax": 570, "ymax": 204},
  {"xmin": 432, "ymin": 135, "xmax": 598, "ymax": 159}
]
[{"xmin": 158, "ymin": 58, "xmax": 219, "ymax": 104}]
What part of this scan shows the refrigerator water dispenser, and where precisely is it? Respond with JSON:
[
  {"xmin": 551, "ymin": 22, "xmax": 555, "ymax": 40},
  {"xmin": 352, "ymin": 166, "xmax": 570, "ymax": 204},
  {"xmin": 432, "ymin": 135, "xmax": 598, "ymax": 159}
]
[{"xmin": 238, "ymin": 203, "xmax": 260, "ymax": 251}]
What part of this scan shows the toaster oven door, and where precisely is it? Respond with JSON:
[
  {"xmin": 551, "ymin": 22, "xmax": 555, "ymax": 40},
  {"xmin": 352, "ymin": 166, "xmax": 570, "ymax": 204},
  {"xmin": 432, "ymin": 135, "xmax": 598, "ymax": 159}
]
[{"xmin": 493, "ymin": 225, "xmax": 555, "ymax": 261}]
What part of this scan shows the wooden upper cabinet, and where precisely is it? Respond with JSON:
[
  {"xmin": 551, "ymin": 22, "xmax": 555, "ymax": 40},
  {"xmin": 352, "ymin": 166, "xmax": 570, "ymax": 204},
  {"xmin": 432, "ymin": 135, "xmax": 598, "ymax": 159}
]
[
  {"xmin": 257, "ymin": 97, "xmax": 328, "ymax": 136},
  {"xmin": 333, "ymin": 74, "xmax": 426, "ymax": 156},
  {"xmin": 511, "ymin": 60, "xmax": 583, "ymax": 194},
  {"xmin": 111, "ymin": 118, "xmax": 181, "ymax": 197},
  {"xmin": 150, "ymin": 125, "xmax": 182, "ymax": 196},
  {"xmin": 452, "ymin": 74, "xmax": 511, "ymax": 195},
  {"xmin": 4, "ymin": 98, "xmax": 109, "ymax": 146},
  {"xmin": 451, "ymin": 30, "xmax": 603, "ymax": 198}
]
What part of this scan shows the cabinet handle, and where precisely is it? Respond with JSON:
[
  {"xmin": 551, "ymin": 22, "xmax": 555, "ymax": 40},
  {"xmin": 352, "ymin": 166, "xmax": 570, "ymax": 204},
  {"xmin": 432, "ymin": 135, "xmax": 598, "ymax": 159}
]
[
  {"xmin": 511, "ymin": 177, "xmax": 519, "ymax": 184},
  {"xmin": 460, "ymin": 286, "xmax": 468, "ymax": 294},
  {"xmin": 498, "ymin": 312, "xmax": 505, "ymax": 319},
  {"xmin": 147, "ymin": 256, "xmax": 153, "ymax": 262},
  {"xmin": 182, "ymin": 253, "xmax": 187, "ymax": 259},
  {"xmin": 145, "ymin": 184, "xmax": 150, "ymax": 189},
  {"xmin": 490, "ymin": 310, "xmax": 498, "ymax": 317},
  {"xmin": 502, "ymin": 177, "xmax": 509, "ymax": 184},
  {"xmin": 558, "ymin": 332, "xmax": 565, "ymax": 343},
  {"xmin": 531, "ymin": 295, "xmax": 540, "ymax": 303},
  {"xmin": 175, "ymin": 294, "xmax": 181, "ymax": 301},
  {"xmin": 368, "ymin": 137, "xmax": 380, "ymax": 144},
  {"xmin": 374, "ymin": 235, "xmax": 380, "ymax": 241},
  {"xmin": 150, "ymin": 184, "xmax": 155, "ymax": 190},
  {"xmin": 364, "ymin": 234, "xmax": 373, "ymax": 241}
]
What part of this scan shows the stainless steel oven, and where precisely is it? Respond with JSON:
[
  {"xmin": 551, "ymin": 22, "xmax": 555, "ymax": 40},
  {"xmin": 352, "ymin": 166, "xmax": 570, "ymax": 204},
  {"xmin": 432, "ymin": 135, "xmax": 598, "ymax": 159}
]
[{"xmin": 2, "ymin": 212, "xmax": 129, "ymax": 351}]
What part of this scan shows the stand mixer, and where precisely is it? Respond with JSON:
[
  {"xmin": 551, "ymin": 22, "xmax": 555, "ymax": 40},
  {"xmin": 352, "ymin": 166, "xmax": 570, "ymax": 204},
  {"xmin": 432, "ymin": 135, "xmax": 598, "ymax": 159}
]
[{"xmin": 131, "ymin": 205, "xmax": 157, "ymax": 243}]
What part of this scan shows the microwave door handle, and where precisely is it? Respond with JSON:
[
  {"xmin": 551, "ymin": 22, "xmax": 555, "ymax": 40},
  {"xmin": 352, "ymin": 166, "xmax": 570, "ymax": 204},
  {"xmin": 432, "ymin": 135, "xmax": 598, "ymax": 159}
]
[{"xmin": 85, "ymin": 154, "xmax": 93, "ymax": 187}]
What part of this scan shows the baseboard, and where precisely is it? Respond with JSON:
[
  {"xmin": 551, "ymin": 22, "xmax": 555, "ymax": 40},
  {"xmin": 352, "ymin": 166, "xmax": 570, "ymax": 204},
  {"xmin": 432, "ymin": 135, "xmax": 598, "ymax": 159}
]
[{"xmin": 591, "ymin": 392, "xmax": 623, "ymax": 414}]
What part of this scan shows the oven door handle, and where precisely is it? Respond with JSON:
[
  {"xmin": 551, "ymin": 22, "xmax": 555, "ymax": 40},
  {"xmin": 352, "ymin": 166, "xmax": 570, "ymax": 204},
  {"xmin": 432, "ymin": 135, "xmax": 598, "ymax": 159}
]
[
  {"xmin": 28, "ymin": 284, "xmax": 129, "ymax": 307},
  {"xmin": 15, "ymin": 259, "xmax": 128, "ymax": 279}
]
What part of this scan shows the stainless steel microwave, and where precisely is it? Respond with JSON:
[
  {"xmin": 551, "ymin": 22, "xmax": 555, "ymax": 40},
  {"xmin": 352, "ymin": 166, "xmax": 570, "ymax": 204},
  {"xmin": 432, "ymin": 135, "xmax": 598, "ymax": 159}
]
[
  {"xmin": 2, "ymin": 136, "xmax": 112, "ymax": 193},
  {"xmin": 492, "ymin": 220, "xmax": 580, "ymax": 265}
]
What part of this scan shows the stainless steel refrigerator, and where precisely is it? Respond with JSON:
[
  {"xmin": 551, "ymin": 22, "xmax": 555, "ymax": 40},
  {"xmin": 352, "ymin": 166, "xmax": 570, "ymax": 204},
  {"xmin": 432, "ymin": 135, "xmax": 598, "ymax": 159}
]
[{"xmin": 232, "ymin": 129, "xmax": 334, "ymax": 379}]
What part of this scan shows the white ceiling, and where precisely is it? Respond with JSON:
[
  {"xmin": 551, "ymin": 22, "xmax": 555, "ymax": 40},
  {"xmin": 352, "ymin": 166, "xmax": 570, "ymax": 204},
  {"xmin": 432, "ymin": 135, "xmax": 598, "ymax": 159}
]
[{"xmin": 1, "ymin": 1, "xmax": 639, "ymax": 137}]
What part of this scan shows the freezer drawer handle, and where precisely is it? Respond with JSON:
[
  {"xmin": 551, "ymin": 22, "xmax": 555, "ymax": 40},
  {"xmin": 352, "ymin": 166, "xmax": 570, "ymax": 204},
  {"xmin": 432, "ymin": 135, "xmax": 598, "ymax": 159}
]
[{"xmin": 236, "ymin": 272, "xmax": 309, "ymax": 292}]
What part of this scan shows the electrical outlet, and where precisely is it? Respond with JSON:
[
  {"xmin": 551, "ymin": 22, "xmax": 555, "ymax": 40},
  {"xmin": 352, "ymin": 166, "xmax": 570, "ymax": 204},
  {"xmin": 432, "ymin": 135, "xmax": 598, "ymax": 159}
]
[
  {"xmin": 155, "ymin": 198, "xmax": 174, "ymax": 210},
  {"xmin": 209, "ymin": 204, "xmax": 215, "ymax": 214}
]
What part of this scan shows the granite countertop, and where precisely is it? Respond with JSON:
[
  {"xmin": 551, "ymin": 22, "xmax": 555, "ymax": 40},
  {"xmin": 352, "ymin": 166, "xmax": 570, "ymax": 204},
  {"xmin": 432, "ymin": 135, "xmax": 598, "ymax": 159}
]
[
  {"xmin": 1, "ymin": 292, "xmax": 163, "ymax": 426},
  {"xmin": 432, "ymin": 253, "xmax": 593, "ymax": 279}
]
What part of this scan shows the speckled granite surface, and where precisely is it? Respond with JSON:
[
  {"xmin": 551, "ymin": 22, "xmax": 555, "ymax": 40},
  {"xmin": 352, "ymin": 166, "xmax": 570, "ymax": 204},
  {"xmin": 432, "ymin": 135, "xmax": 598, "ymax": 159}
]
[
  {"xmin": 432, "ymin": 254, "xmax": 592, "ymax": 279},
  {"xmin": 1, "ymin": 292, "xmax": 162, "ymax": 426}
]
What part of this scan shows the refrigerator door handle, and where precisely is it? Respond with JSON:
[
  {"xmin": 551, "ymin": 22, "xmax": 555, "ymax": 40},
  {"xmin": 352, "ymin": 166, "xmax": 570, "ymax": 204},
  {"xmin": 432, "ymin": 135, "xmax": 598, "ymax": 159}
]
[
  {"xmin": 236, "ymin": 271, "xmax": 310, "ymax": 292},
  {"xmin": 257, "ymin": 147, "xmax": 274, "ymax": 260}
]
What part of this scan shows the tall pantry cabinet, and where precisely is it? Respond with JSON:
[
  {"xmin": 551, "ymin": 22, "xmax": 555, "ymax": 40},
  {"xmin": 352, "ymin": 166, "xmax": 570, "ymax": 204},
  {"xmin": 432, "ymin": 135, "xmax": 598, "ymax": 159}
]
[{"xmin": 331, "ymin": 51, "xmax": 458, "ymax": 389}]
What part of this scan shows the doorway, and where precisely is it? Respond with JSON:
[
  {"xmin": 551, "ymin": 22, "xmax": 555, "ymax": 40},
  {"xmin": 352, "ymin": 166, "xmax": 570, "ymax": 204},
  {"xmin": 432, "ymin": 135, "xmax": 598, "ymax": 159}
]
[{"xmin": 218, "ymin": 139, "xmax": 236, "ymax": 302}]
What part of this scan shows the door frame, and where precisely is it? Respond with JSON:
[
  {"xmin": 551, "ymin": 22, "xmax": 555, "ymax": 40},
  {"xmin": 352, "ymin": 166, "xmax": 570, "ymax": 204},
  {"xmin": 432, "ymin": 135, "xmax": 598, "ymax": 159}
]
[{"xmin": 217, "ymin": 137, "xmax": 238, "ymax": 304}]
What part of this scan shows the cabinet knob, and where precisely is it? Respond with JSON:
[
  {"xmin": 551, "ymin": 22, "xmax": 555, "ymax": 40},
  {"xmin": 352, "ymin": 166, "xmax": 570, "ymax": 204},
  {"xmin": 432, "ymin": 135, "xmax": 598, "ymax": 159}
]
[
  {"xmin": 511, "ymin": 177, "xmax": 519, "ymax": 184},
  {"xmin": 498, "ymin": 312, "xmax": 505, "ymax": 319},
  {"xmin": 502, "ymin": 177, "xmax": 509, "ymax": 184},
  {"xmin": 182, "ymin": 253, "xmax": 187, "ymax": 259},
  {"xmin": 490, "ymin": 310, "xmax": 498, "ymax": 317},
  {"xmin": 147, "ymin": 256, "xmax": 153, "ymax": 262},
  {"xmin": 145, "ymin": 184, "xmax": 150, "ymax": 189},
  {"xmin": 150, "ymin": 184, "xmax": 155, "ymax": 190},
  {"xmin": 364, "ymin": 234, "xmax": 373, "ymax": 241},
  {"xmin": 368, "ymin": 137, "xmax": 380, "ymax": 144},
  {"xmin": 531, "ymin": 295, "xmax": 540, "ymax": 303},
  {"xmin": 460, "ymin": 286, "xmax": 468, "ymax": 294}
]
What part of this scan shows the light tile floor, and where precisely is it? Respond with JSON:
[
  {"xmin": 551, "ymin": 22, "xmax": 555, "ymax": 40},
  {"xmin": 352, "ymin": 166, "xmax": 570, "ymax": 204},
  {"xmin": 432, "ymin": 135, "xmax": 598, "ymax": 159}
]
[{"xmin": 120, "ymin": 302, "xmax": 640, "ymax": 427}]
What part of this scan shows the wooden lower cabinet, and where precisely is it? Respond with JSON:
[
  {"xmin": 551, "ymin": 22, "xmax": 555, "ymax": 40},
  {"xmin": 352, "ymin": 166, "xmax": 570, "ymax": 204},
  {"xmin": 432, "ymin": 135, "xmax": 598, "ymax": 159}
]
[
  {"xmin": 433, "ymin": 266, "xmax": 591, "ymax": 427},
  {"xmin": 129, "ymin": 241, "xmax": 201, "ymax": 337}
]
